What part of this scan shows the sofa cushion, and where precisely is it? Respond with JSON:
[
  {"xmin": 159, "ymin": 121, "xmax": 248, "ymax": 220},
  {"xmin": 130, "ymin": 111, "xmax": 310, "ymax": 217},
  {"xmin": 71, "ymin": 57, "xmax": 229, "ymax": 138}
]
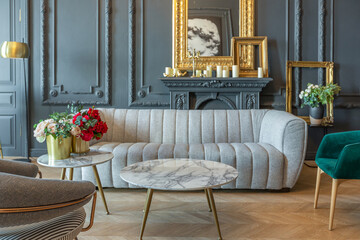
[{"xmin": 75, "ymin": 142, "xmax": 284, "ymax": 190}]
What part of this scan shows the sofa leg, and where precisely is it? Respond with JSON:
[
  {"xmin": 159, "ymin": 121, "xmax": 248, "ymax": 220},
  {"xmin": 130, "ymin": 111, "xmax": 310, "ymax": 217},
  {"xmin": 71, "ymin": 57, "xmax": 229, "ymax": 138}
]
[{"xmin": 314, "ymin": 167, "xmax": 323, "ymax": 209}]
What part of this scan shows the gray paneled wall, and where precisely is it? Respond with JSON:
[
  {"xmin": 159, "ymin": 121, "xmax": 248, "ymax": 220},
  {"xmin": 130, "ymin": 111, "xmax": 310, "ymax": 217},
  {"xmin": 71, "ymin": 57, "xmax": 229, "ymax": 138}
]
[{"xmin": 26, "ymin": 0, "xmax": 360, "ymax": 157}]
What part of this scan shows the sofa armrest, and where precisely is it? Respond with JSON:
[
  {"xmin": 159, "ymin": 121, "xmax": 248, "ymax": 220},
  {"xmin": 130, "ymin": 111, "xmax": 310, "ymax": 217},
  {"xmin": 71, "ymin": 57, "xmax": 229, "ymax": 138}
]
[
  {"xmin": 259, "ymin": 111, "xmax": 308, "ymax": 188},
  {"xmin": 0, "ymin": 159, "xmax": 39, "ymax": 178},
  {"xmin": 316, "ymin": 131, "xmax": 360, "ymax": 159}
]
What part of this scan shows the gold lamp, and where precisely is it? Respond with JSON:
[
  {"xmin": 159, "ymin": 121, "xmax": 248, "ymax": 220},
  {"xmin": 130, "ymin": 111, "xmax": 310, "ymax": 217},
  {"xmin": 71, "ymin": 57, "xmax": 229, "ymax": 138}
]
[
  {"xmin": 1, "ymin": 41, "xmax": 30, "ymax": 161},
  {"xmin": 0, "ymin": 41, "xmax": 29, "ymax": 59}
]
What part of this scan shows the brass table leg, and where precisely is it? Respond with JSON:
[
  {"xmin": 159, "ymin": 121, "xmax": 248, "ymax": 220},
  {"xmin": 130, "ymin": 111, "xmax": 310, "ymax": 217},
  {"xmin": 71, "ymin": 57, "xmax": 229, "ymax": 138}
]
[
  {"xmin": 140, "ymin": 188, "xmax": 154, "ymax": 240},
  {"xmin": 204, "ymin": 189, "xmax": 212, "ymax": 212},
  {"xmin": 207, "ymin": 188, "xmax": 223, "ymax": 240},
  {"xmin": 92, "ymin": 165, "xmax": 110, "ymax": 215},
  {"xmin": 60, "ymin": 168, "xmax": 66, "ymax": 180},
  {"xmin": 69, "ymin": 168, "xmax": 74, "ymax": 180}
]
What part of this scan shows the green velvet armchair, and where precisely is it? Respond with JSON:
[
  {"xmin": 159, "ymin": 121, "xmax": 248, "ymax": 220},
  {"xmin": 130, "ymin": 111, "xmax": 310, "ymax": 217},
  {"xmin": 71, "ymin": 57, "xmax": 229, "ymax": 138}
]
[
  {"xmin": 314, "ymin": 130, "xmax": 360, "ymax": 230},
  {"xmin": 0, "ymin": 159, "xmax": 97, "ymax": 239}
]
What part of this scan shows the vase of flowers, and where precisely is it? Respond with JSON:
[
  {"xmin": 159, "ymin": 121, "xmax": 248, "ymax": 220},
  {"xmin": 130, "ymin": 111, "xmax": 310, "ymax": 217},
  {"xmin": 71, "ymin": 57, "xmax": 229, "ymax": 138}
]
[
  {"xmin": 299, "ymin": 83, "xmax": 341, "ymax": 125},
  {"xmin": 70, "ymin": 106, "xmax": 108, "ymax": 154},
  {"xmin": 33, "ymin": 112, "xmax": 73, "ymax": 160}
]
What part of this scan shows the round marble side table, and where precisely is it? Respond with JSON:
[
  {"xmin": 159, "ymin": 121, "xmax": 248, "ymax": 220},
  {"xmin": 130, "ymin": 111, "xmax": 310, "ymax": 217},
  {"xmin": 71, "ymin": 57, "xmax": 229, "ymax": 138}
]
[
  {"xmin": 38, "ymin": 150, "xmax": 113, "ymax": 214},
  {"xmin": 120, "ymin": 158, "xmax": 238, "ymax": 240}
]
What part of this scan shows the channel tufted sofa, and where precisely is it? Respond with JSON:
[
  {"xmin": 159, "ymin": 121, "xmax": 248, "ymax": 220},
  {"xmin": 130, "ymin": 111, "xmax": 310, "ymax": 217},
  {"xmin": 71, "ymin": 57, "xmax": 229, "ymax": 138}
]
[{"xmin": 73, "ymin": 109, "xmax": 307, "ymax": 190}]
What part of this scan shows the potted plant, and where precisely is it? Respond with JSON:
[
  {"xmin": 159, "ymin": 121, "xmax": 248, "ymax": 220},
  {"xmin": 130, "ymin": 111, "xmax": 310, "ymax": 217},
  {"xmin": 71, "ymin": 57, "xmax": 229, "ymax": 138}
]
[
  {"xmin": 299, "ymin": 83, "xmax": 341, "ymax": 125},
  {"xmin": 33, "ymin": 112, "xmax": 73, "ymax": 160},
  {"xmin": 70, "ymin": 106, "xmax": 108, "ymax": 154}
]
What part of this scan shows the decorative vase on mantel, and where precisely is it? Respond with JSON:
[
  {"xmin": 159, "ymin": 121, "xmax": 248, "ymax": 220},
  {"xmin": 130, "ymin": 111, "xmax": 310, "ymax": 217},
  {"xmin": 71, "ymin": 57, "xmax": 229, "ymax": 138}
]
[
  {"xmin": 46, "ymin": 135, "xmax": 72, "ymax": 160},
  {"xmin": 309, "ymin": 105, "xmax": 324, "ymax": 126},
  {"xmin": 72, "ymin": 136, "xmax": 90, "ymax": 154}
]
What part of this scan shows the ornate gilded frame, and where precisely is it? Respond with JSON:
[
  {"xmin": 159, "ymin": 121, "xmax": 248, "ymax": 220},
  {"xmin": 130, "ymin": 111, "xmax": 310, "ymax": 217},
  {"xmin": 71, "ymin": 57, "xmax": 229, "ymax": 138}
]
[
  {"xmin": 231, "ymin": 36, "xmax": 268, "ymax": 77},
  {"xmin": 172, "ymin": 0, "xmax": 255, "ymax": 70},
  {"xmin": 286, "ymin": 61, "xmax": 335, "ymax": 125}
]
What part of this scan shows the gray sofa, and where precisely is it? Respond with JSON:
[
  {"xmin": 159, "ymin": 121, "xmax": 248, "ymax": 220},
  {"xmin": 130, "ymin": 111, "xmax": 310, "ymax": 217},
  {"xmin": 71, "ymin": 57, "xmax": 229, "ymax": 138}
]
[{"xmin": 73, "ymin": 109, "xmax": 307, "ymax": 190}]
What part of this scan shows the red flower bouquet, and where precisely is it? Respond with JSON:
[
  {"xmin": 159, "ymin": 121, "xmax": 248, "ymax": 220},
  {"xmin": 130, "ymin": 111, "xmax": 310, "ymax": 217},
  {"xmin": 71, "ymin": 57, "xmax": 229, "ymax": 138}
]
[{"xmin": 71, "ymin": 107, "xmax": 108, "ymax": 141}]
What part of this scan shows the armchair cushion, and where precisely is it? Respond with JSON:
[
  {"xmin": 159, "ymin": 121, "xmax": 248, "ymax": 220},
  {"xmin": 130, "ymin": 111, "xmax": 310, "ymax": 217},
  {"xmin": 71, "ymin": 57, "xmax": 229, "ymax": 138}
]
[
  {"xmin": 0, "ymin": 159, "xmax": 38, "ymax": 178},
  {"xmin": 0, "ymin": 173, "xmax": 95, "ymax": 227}
]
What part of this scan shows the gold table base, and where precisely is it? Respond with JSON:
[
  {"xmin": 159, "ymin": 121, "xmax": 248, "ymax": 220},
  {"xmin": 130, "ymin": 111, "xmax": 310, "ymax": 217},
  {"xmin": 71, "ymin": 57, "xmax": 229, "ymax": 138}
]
[
  {"xmin": 139, "ymin": 188, "xmax": 222, "ymax": 240},
  {"xmin": 61, "ymin": 166, "xmax": 110, "ymax": 215}
]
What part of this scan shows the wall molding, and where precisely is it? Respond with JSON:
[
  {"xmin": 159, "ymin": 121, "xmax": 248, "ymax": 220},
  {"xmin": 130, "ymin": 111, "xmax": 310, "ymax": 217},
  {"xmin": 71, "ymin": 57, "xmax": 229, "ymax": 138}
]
[
  {"xmin": 294, "ymin": 0, "xmax": 302, "ymax": 107},
  {"xmin": 40, "ymin": 0, "xmax": 112, "ymax": 105},
  {"xmin": 318, "ymin": 0, "xmax": 326, "ymax": 85},
  {"xmin": 128, "ymin": 0, "xmax": 169, "ymax": 107}
]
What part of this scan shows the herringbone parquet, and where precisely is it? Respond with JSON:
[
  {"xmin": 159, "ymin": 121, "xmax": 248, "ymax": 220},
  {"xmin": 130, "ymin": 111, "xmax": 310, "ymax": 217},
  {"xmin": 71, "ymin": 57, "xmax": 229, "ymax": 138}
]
[{"xmin": 36, "ymin": 161, "xmax": 360, "ymax": 240}]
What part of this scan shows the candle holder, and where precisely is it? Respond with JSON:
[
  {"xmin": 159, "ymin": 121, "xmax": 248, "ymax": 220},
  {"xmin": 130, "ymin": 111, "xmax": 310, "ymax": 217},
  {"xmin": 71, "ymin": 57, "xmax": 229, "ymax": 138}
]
[{"xmin": 187, "ymin": 49, "xmax": 200, "ymax": 78}]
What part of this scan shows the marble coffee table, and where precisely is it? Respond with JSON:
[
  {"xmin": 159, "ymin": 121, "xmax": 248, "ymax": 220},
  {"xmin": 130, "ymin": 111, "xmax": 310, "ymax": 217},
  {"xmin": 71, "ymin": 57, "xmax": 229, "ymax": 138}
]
[
  {"xmin": 37, "ymin": 150, "xmax": 113, "ymax": 214},
  {"xmin": 120, "ymin": 158, "xmax": 238, "ymax": 240}
]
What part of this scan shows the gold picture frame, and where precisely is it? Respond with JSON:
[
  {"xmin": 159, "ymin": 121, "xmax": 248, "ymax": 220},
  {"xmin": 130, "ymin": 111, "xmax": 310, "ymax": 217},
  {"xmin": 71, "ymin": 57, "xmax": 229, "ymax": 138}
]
[
  {"xmin": 286, "ymin": 61, "xmax": 335, "ymax": 125},
  {"xmin": 172, "ymin": 0, "xmax": 255, "ymax": 70},
  {"xmin": 231, "ymin": 36, "xmax": 268, "ymax": 77}
]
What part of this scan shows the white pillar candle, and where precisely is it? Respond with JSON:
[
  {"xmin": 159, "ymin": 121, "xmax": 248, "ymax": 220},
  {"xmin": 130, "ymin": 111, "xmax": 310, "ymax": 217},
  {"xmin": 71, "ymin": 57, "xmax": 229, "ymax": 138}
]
[
  {"xmin": 232, "ymin": 65, "xmax": 239, "ymax": 78},
  {"xmin": 258, "ymin": 67, "xmax": 263, "ymax": 78},
  {"xmin": 222, "ymin": 69, "xmax": 229, "ymax": 78},
  {"xmin": 165, "ymin": 67, "xmax": 172, "ymax": 75},
  {"xmin": 196, "ymin": 70, "xmax": 202, "ymax": 77},
  {"xmin": 203, "ymin": 70, "xmax": 208, "ymax": 77},
  {"xmin": 206, "ymin": 65, "xmax": 212, "ymax": 77},
  {"xmin": 172, "ymin": 68, "xmax": 178, "ymax": 76},
  {"xmin": 216, "ymin": 66, "xmax": 223, "ymax": 77}
]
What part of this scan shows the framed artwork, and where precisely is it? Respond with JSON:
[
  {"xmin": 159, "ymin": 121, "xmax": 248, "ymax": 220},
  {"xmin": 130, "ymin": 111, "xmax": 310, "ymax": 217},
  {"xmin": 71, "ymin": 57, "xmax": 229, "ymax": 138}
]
[
  {"xmin": 188, "ymin": 8, "xmax": 233, "ymax": 57},
  {"xmin": 286, "ymin": 61, "xmax": 335, "ymax": 125},
  {"xmin": 231, "ymin": 36, "xmax": 268, "ymax": 77}
]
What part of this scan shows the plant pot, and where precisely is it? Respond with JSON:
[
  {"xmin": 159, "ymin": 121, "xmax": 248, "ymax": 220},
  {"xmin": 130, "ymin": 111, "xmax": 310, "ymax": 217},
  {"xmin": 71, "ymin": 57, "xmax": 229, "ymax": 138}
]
[
  {"xmin": 46, "ymin": 135, "xmax": 72, "ymax": 160},
  {"xmin": 72, "ymin": 136, "xmax": 90, "ymax": 154},
  {"xmin": 309, "ymin": 105, "xmax": 324, "ymax": 126}
]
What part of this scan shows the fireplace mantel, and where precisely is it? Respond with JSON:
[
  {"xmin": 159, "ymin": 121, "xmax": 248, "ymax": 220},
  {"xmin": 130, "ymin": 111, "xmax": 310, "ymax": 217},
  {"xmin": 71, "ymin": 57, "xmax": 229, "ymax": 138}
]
[{"xmin": 161, "ymin": 77, "xmax": 272, "ymax": 110}]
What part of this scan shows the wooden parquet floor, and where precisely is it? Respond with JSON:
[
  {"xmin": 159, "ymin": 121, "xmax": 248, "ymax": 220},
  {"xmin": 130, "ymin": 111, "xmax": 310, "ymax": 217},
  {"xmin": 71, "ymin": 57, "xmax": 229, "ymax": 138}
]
[{"xmin": 35, "ymin": 161, "xmax": 360, "ymax": 240}]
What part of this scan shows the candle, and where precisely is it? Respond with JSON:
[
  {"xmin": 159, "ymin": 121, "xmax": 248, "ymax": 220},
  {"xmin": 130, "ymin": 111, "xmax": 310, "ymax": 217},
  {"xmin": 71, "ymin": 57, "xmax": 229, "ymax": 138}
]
[
  {"xmin": 173, "ymin": 68, "xmax": 178, "ymax": 77},
  {"xmin": 206, "ymin": 65, "xmax": 212, "ymax": 77},
  {"xmin": 216, "ymin": 66, "xmax": 223, "ymax": 77},
  {"xmin": 222, "ymin": 69, "xmax": 229, "ymax": 78},
  {"xmin": 232, "ymin": 65, "xmax": 239, "ymax": 78},
  {"xmin": 258, "ymin": 67, "xmax": 263, "ymax": 78},
  {"xmin": 203, "ymin": 70, "xmax": 208, "ymax": 77},
  {"xmin": 196, "ymin": 70, "xmax": 202, "ymax": 77},
  {"xmin": 165, "ymin": 67, "xmax": 172, "ymax": 76}
]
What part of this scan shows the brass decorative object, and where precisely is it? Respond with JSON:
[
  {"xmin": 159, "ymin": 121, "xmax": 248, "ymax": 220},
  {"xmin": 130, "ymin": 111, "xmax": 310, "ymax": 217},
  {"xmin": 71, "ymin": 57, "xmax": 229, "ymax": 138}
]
[
  {"xmin": 163, "ymin": 73, "xmax": 175, "ymax": 77},
  {"xmin": 286, "ymin": 61, "xmax": 335, "ymax": 125},
  {"xmin": 46, "ymin": 135, "xmax": 72, "ymax": 160},
  {"xmin": 72, "ymin": 136, "xmax": 90, "ymax": 154},
  {"xmin": 187, "ymin": 49, "xmax": 200, "ymax": 77},
  {"xmin": 174, "ymin": 69, "xmax": 187, "ymax": 77},
  {"xmin": 231, "ymin": 36, "xmax": 269, "ymax": 77},
  {"xmin": 172, "ymin": 0, "xmax": 255, "ymax": 70}
]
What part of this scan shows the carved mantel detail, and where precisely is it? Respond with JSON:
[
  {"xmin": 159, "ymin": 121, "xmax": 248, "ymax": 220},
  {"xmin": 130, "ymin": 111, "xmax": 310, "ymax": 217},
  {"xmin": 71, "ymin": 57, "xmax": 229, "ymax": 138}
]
[{"xmin": 161, "ymin": 77, "xmax": 272, "ymax": 110}]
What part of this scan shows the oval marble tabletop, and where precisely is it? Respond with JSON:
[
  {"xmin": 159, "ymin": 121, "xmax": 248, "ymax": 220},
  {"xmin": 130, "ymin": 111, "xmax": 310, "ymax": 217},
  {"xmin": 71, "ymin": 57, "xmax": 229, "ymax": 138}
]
[
  {"xmin": 37, "ymin": 151, "xmax": 114, "ymax": 168},
  {"xmin": 120, "ymin": 158, "xmax": 238, "ymax": 191}
]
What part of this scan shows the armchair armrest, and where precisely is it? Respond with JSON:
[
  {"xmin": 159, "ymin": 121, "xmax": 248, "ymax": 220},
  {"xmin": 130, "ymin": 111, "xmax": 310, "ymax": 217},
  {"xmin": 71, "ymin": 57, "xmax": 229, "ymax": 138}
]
[
  {"xmin": 0, "ymin": 159, "xmax": 39, "ymax": 178},
  {"xmin": 333, "ymin": 142, "xmax": 360, "ymax": 179},
  {"xmin": 316, "ymin": 131, "xmax": 360, "ymax": 159},
  {"xmin": 0, "ymin": 173, "xmax": 95, "ymax": 227},
  {"xmin": 259, "ymin": 111, "xmax": 308, "ymax": 188}
]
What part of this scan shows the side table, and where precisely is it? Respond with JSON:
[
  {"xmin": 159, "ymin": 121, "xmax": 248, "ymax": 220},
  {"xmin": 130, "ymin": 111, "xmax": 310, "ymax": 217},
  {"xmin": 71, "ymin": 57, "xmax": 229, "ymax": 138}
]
[{"xmin": 37, "ymin": 150, "xmax": 113, "ymax": 214}]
